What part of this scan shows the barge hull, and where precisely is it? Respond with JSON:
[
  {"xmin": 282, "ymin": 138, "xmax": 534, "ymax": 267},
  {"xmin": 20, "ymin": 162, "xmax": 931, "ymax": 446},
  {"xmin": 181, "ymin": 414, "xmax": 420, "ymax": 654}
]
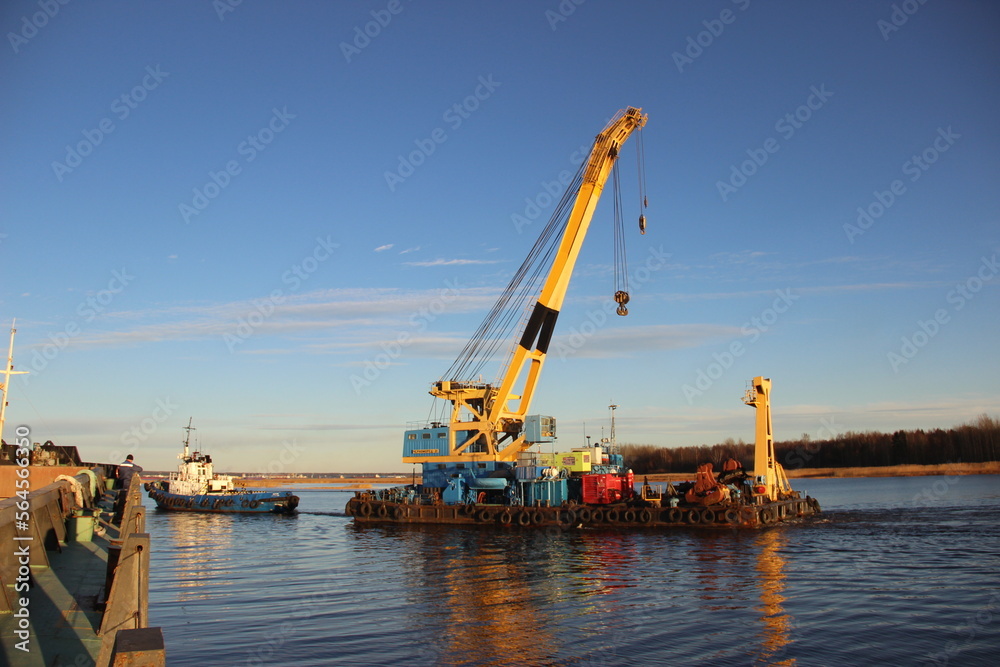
[{"xmin": 346, "ymin": 496, "xmax": 820, "ymax": 529}]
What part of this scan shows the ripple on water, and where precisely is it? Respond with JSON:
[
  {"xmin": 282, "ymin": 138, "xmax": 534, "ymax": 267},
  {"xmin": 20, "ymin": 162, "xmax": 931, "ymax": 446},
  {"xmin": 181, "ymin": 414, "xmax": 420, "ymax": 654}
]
[{"xmin": 147, "ymin": 477, "xmax": 1000, "ymax": 666}]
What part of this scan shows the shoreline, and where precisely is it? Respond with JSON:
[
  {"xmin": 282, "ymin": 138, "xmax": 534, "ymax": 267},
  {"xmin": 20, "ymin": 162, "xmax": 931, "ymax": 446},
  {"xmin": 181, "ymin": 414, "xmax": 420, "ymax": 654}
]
[
  {"xmin": 642, "ymin": 461, "xmax": 1000, "ymax": 483},
  {"xmin": 219, "ymin": 462, "xmax": 1000, "ymax": 488}
]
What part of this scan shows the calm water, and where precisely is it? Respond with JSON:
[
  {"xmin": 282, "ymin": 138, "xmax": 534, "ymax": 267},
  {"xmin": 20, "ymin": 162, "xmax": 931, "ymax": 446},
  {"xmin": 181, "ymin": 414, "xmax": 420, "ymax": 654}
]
[{"xmin": 145, "ymin": 476, "xmax": 1000, "ymax": 666}]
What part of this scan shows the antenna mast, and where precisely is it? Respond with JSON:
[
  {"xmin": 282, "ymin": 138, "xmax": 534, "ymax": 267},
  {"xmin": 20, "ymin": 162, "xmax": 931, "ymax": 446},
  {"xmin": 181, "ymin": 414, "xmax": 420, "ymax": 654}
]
[
  {"xmin": 0, "ymin": 320, "xmax": 29, "ymax": 444},
  {"xmin": 609, "ymin": 403, "xmax": 619, "ymax": 454},
  {"xmin": 182, "ymin": 417, "xmax": 196, "ymax": 459}
]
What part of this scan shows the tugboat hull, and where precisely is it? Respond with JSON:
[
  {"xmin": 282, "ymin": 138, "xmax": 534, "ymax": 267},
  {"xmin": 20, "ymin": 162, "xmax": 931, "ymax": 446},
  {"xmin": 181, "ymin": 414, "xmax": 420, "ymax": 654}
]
[{"xmin": 148, "ymin": 488, "xmax": 299, "ymax": 515}]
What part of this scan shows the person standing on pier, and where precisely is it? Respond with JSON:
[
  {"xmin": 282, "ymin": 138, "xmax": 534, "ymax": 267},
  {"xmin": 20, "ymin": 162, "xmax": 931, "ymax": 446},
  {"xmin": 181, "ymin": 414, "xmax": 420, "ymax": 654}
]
[{"xmin": 117, "ymin": 454, "xmax": 143, "ymax": 490}]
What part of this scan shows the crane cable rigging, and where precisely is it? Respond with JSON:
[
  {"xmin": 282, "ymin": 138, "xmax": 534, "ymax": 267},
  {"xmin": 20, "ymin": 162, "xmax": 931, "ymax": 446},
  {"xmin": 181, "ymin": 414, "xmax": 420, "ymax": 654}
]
[
  {"xmin": 615, "ymin": 125, "xmax": 649, "ymax": 315},
  {"xmin": 636, "ymin": 125, "xmax": 649, "ymax": 233},
  {"xmin": 440, "ymin": 123, "xmax": 648, "ymax": 386},
  {"xmin": 612, "ymin": 154, "xmax": 630, "ymax": 316},
  {"xmin": 441, "ymin": 161, "xmax": 586, "ymax": 385}
]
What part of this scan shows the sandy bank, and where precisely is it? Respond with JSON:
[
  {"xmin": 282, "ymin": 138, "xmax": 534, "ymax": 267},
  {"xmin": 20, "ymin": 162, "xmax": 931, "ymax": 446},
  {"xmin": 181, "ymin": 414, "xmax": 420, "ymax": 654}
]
[
  {"xmin": 642, "ymin": 461, "xmax": 1000, "ymax": 482},
  {"xmin": 238, "ymin": 462, "xmax": 999, "ymax": 489}
]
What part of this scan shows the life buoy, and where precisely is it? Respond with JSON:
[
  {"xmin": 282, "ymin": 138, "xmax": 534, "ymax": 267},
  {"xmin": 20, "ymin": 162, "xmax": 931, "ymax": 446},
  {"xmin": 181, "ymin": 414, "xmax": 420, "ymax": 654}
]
[
  {"xmin": 667, "ymin": 508, "xmax": 681, "ymax": 523},
  {"xmin": 685, "ymin": 509, "xmax": 700, "ymax": 524},
  {"xmin": 591, "ymin": 508, "xmax": 604, "ymax": 523},
  {"xmin": 393, "ymin": 506, "xmax": 405, "ymax": 520},
  {"xmin": 477, "ymin": 508, "xmax": 494, "ymax": 523},
  {"xmin": 530, "ymin": 510, "xmax": 544, "ymax": 525},
  {"xmin": 498, "ymin": 510, "xmax": 513, "ymax": 526},
  {"xmin": 623, "ymin": 509, "xmax": 637, "ymax": 523},
  {"xmin": 700, "ymin": 509, "xmax": 716, "ymax": 524},
  {"xmin": 213, "ymin": 499, "xmax": 223, "ymax": 510},
  {"xmin": 639, "ymin": 509, "xmax": 653, "ymax": 524},
  {"xmin": 225, "ymin": 499, "xmax": 234, "ymax": 507},
  {"xmin": 249, "ymin": 500, "xmax": 261, "ymax": 509},
  {"xmin": 759, "ymin": 508, "xmax": 774, "ymax": 524},
  {"xmin": 724, "ymin": 509, "xmax": 739, "ymax": 524},
  {"xmin": 241, "ymin": 500, "xmax": 250, "ymax": 509},
  {"xmin": 376, "ymin": 503, "xmax": 388, "ymax": 518},
  {"xmin": 606, "ymin": 509, "xmax": 620, "ymax": 523},
  {"xmin": 200, "ymin": 498, "xmax": 210, "ymax": 508},
  {"xmin": 577, "ymin": 507, "xmax": 593, "ymax": 524},
  {"xmin": 477, "ymin": 491, "xmax": 487, "ymax": 504},
  {"xmin": 516, "ymin": 510, "xmax": 531, "ymax": 527},
  {"xmin": 359, "ymin": 502, "xmax": 372, "ymax": 517}
]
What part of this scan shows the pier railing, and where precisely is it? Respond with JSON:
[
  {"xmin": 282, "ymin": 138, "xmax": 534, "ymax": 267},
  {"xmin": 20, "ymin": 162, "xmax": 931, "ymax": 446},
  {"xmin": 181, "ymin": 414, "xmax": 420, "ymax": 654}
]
[
  {"xmin": 0, "ymin": 467, "xmax": 166, "ymax": 666},
  {"xmin": 97, "ymin": 473, "xmax": 161, "ymax": 665}
]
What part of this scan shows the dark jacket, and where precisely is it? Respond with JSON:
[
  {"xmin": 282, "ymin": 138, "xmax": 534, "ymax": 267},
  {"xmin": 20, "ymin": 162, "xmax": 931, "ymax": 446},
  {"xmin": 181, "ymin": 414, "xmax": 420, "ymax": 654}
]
[{"xmin": 118, "ymin": 460, "xmax": 143, "ymax": 489}]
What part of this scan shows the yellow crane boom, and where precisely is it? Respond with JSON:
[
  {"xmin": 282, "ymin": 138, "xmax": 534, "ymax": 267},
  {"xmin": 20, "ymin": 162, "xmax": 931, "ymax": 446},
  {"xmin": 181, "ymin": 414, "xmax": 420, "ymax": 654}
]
[{"xmin": 409, "ymin": 107, "xmax": 648, "ymax": 465}]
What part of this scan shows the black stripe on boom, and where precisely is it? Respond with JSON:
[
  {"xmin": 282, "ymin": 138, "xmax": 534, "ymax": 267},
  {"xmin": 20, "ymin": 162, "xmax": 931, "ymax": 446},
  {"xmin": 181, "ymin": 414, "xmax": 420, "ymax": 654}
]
[
  {"xmin": 536, "ymin": 307, "xmax": 559, "ymax": 354},
  {"xmin": 519, "ymin": 302, "xmax": 559, "ymax": 352}
]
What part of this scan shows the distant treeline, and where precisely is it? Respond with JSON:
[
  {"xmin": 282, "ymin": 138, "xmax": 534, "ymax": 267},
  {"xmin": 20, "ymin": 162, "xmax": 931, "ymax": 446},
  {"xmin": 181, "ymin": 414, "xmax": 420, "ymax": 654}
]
[{"xmin": 620, "ymin": 414, "xmax": 1000, "ymax": 473}]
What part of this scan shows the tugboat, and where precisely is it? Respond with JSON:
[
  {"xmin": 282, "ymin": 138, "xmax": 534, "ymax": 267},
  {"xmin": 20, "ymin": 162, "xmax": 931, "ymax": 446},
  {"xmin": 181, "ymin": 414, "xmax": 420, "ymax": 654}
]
[{"xmin": 147, "ymin": 419, "xmax": 299, "ymax": 514}]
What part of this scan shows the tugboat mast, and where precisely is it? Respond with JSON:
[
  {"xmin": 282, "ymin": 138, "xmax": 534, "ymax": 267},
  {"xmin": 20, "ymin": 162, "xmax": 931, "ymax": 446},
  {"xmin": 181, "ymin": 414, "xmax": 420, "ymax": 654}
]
[
  {"xmin": 608, "ymin": 403, "xmax": 619, "ymax": 456},
  {"xmin": 181, "ymin": 417, "xmax": 196, "ymax": 460}
]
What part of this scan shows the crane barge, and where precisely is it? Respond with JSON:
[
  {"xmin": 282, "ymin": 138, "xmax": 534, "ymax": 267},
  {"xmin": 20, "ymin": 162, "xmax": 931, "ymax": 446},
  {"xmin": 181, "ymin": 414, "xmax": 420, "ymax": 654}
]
[{"xmin": 346, "ymin": 108, "xmax": 819, "ymax": 528}]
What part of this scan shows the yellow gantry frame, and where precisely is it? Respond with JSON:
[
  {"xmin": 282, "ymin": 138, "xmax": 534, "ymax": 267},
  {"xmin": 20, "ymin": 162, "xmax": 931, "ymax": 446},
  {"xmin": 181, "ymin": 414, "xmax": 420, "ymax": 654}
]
[
  {"xmin": 408, "ymin": 108, "xmax": 648, "ymax": 465},
  {"xmin": 743, "ymin": 376, "xmax": 791, "ymax": 501}
]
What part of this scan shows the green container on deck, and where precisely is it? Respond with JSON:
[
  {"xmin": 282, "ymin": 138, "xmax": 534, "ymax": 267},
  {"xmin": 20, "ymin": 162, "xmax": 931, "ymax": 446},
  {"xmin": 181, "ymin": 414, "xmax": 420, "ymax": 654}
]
[{"xmin": 66, "ymin": 509, "xmax": 97, "ymax": 542}]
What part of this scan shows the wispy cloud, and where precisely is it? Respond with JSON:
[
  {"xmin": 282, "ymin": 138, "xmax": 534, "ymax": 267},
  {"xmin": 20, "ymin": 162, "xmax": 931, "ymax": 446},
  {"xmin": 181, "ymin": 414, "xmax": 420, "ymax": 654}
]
[
  {"xmin": 374, "ymin": 244, "xmax": 394, "ymax": 252},
  {"xmin": 399, "ymin": 246, "xmax": 421, "ymax": 254},
  {"xmin": 404, "ymin": 258, "xmax": 504, "ymax": 267},
  {"xmin": 323, "ymin": 334, "xmax": 469, "ymax": 360},
  {"xmin": 552, "ymin": 324, "xmax": 741, "ymax": 359},
  {"xmin": 28, "ymin": 287, "xmax": 498, "ymax": 351}
]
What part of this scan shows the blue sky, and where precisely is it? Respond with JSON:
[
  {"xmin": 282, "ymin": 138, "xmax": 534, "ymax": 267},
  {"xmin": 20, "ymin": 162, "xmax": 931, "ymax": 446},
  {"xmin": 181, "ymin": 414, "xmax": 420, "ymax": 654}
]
[{"xmin": 2, "ymin": 1, "xmax": 998, "ymax": 473}]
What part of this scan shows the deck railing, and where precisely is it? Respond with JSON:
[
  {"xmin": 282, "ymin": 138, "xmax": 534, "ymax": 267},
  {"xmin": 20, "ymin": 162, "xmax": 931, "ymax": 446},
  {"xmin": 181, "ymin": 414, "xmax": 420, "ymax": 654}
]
[{"xmin": 0, "ymin": 468, "xmax": 166, "ymax": 666}]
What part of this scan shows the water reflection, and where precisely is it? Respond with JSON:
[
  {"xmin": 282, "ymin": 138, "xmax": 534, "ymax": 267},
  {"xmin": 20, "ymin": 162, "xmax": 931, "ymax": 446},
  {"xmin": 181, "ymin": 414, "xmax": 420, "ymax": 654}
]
[
  {"xmin": 154, "ymin": 511, "xmax": 239, "ymax": 601},
  {"xmin": 404, "ymin": 528, "xmax": 559, "ymax": 666},
  {"xmin": 754, "ymin": 529, "xmax": 794, "ymax": 666},
  {"xmin": 355, "ymin": 523, "xmax": 804, "ymax": 665}
]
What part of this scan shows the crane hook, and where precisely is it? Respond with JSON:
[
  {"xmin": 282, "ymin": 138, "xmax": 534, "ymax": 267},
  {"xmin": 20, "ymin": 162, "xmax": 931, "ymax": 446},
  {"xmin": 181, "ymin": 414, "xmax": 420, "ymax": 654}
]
[
  {"xmin": 638, "ymin": 214, "xmax": 646, "ymax": 235},
  {"xmin": 615, "ymin": 291, "xmax": 630, "ymax": 316}
]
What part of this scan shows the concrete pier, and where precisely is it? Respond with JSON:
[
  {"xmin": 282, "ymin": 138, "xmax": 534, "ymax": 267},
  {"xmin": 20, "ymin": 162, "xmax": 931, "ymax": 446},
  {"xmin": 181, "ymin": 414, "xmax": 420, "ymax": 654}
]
[{"xmin": 0, "ymin": 470, "xmax": 165, "ymax": 666}]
